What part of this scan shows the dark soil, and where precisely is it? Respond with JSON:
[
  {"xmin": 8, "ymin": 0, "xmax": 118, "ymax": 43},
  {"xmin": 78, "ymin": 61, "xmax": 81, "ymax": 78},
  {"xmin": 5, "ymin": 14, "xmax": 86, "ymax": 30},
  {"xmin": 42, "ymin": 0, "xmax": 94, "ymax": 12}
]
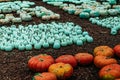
[{"xmin": 0, "ymin": 0, "xmax": 120, "ymax": 80}]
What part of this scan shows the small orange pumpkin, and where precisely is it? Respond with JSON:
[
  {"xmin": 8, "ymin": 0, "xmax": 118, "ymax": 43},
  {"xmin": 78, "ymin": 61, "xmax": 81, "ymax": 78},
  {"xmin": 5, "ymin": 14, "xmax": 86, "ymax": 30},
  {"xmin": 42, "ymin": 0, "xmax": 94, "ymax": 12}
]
[
  {"xmin": 28, "ymin": 54, "xmax": 54, "ymax": 72},
  {"xmin": 99, "ymin": 64, "xmax": 120, "ymax": 80},
  {"xmin": 94, "ymin": 56, "xmax": 117, "ymax": 68},
  {"xmin": 74, "ymin": 53, "xmax": 93, "ymax": 65},
  {"xmin": 94, "ymin": 46, "xmax": 114, "ymax": 57},
  {"xmin": 55, "ymin": 54, "xmax": 77, "ymax": 67},
  {"xmin": 48, "ymin": 62, "xmax": 73, "ymax": 80},
  {"xmin": 32, "ymin": 72, "xmax": 57, "ymax": 80}
]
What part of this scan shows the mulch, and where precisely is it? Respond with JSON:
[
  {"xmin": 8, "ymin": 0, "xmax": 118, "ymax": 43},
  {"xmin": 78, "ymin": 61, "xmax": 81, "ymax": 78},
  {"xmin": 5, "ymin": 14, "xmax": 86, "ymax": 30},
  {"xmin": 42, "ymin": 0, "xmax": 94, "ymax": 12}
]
[{"xmin": 0, "ymin": 0, "xmax": 120, "ymax": 80}]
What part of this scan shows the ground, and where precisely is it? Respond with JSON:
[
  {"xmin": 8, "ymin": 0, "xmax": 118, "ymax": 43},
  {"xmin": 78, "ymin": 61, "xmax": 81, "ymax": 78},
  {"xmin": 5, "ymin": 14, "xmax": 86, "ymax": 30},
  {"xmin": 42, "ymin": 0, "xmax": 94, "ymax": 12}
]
[{"xmin": 0, "ymin": 0, "xmax": 120, "ymax": 80}]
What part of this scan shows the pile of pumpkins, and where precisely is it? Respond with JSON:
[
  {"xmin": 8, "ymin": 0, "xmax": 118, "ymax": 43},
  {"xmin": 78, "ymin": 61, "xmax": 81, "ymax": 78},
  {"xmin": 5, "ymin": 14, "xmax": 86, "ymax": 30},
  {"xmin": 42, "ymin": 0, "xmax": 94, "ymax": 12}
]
[
  {"xmin": 0, "ymin": 22, "xmax": 93, "ymax": 51},
  {"xmin": 89, "ymin": 16, "xmax": 120, "ymax": 35},
  {"xmin": 94, "ymin": 44, "xmax": 120, "ymax": 80},
  {"xmin": 28, "ymin": 53, "xmax": 93, "ymax": 80},
  {"xmin": 43, "ymin": 0, "xmax": 120, "ymax": 19},
  {"xmin": 28, "ymin": 44, "xmax": 120, "ymax": 80},
  {"xmin": 43, "ymin": 0, "xmax": 92, "ymax": 4},
  {"xmin": 0, "ymin": 1, "xmax": 60, "ymax": 24}
]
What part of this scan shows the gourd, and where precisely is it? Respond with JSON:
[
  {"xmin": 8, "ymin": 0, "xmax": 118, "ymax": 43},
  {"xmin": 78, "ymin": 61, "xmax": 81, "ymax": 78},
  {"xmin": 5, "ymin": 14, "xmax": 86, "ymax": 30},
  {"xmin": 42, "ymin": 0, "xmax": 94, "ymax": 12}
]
[
  {"xmin": 28, "ymin": 54, "xmax": 54, "ymax": 72},
  {"xmin": 20, "ymin": 14, "xmax": 32, "ymax": 21},
  {"xmin": 0, "ymin": 14, "xmax": 4, "ymax": 19},
  {"xmin": 79, "ymin": 12, "xmax": 90, "ymax": 18},
  {"xmin": 55, "ymin": 55, "xmax": 77, "ymax": 67},
  {"xmin": 2, "ymin": 8, "xmax": 12, "ymax": 13},
  {"xmin": 0, "ymin": 19, "xmax": 10, "ymax": 24},
  {"xmin": 94, "ymin": 46, "xmax": 114, "ymax": 57},
  {"xmin": 42, "ymin": 15, "xmax": 50, "ymax": 20},
  {"xmin": 90, "ymin": 10, "xmax": 100, "ymax": 17},
  {"xmin": 35, "ymin": 11, "xmax": 46, "ymax": 18},
  {"xmin": 32, "ymin": 72, "xmax": 57, "ymax": 80},
  {"xmin": 5, "ymin": 14, "xmax": 15, "ymax": 21},
  {"xmin": 12, "ymin": 18, "xmax": 22, "ymax": 23},
  {"xmin": 99, "ymin": 10, "xmax": 108, "ymax": 16},
  {"xmin": 99, "ymin": 64, "xmax": 120, "ymax": 80},
  {"xmin": 108, "ymin": 9, "xmax": 118, "ymax": 15},
  {"xmin": 94, "ymin": 56, "xmax": 117, "ymax": 68},
  {"xmin": 48, "ymin": 62, "xmax": 73, "ymax": 80}
]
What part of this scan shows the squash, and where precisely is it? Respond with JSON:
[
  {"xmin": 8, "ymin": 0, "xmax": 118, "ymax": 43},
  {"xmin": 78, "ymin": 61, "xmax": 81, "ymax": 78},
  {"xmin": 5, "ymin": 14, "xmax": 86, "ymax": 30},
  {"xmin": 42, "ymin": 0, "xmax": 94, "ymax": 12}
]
[
  {"xmin": 28, "ymin": 54, "xmax": 54, "ymax": 72},
  {"xmin": 48, "ymin": 62, "xmax": 73, "ymax": 80},
  {"xmin": 32, "ymin": 72, "xmax": 57, "ymax": 80},
  {"xmin": 94, "ymin": 56, "xmax": 117, "ymax": 68}
]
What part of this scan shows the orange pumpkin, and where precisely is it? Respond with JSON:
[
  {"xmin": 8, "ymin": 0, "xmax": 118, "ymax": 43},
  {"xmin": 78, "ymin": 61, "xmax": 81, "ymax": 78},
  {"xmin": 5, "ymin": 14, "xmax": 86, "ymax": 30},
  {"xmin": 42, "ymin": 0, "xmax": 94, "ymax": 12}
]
[
  {"xmin": 94, "ymin": 46, "xmax": 114, "ymax": 57},
  {"xmin": 113, "ymin": 44, "xmax": 120, "ymax": 58},
  {"xmin": 28, "ymin": 54, "xmax": 54, "ymax": 72},
  {"xmin": 74, "ymin": 53, "xmax": 93, "ymax": 65},
  {"xmin": 55, "ymin": 54, "xmax": 77, "ymax": 67},
  {"xmin": 32, "ymin": 72, "xmax": 57, "ymax": 80},
  {"xmin": 99, "ymin": 64, "xmax": 120, "ymax": 80},
  {"xmin": 48, "ymin": 62, "xmax": 73, "ymax": 80},
  {"xmin": 94, "ymin": 56, "xmax": 117, "ymax": 68},
  {"xmin": 115, "ymin": 79, "xmax": 120, "ymax": 80}
]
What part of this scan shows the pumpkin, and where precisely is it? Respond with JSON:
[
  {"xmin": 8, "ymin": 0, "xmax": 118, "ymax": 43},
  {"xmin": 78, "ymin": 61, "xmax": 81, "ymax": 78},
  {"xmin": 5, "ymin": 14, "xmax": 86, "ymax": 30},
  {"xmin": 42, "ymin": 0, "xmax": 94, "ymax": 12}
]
[
  {"xmin": 28, "ymin": 54, "xmax": 54, "ymax": 72},
  {"xmin": 48, "ymin": 62, "xmax": 73, "ymax": 80},
  {"xmin": 99, "ymin": 64, "xmax": 120, "ymax": 80},
  {"xmin": 55, "ymin": 54, "xmax": 77, "ymax": 67},
  {"xmin": 74, "ymin": 53, "xmax": 93, "ymax": 65},
  {"xmin": 94, "ymin": 46, "xmax": 114, "ymax": 57},
  {"xmin": 94, "ymin": 56, "xmax": 117, "ymax": 68},
  {"xmin": 32, "ymin": 72, "xmax": 57, "ymax": 80},
  {"xmin": 113, "ymin": 44, "xmax": 120, "ymax": 58}
]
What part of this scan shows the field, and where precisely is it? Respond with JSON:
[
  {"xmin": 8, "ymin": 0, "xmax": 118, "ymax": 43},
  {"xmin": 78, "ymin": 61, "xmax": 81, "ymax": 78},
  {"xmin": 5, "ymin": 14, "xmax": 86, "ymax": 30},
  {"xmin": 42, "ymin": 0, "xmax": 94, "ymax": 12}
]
[{"xmin": 0, "ymin": 0, "xmax": 120, "ymax": 80}]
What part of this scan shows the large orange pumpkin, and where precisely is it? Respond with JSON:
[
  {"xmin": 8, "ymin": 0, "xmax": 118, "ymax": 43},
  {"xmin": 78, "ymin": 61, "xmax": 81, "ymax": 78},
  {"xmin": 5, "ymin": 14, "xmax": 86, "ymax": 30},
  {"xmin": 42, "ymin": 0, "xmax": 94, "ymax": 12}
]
[
  {"xmin": 99, "ymin": 64, "xmax": 120, "ymax": 80},
  {"xmin": 55, "ymin": 54, "xmax": 77, "ymax": 67},
  {"xmin": 94, "ymin": 56, "xmax": 117, "ymax": 68},
  {"xmin": 48, "ymin": 62, "xmax": 73, "ymax": 80},
  {"xmin": 94, "ymin": 46, "xmax": 114, "ymax": 57},
  {"xmin": 32, "ymin": 72, "xmax": 57, "ymax": 80},
  {"xmin": 28, "ymin": 54, "xmax": 54, "ymax": 72}
]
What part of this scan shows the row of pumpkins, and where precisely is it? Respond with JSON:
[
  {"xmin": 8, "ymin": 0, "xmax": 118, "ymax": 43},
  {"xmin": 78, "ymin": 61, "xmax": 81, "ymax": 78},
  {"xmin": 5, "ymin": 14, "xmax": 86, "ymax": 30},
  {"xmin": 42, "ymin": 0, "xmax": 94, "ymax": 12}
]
[
  {"xmin": 89, "ymin": 16, "xmax": 120, "ymax": 35},
  {"xmin": 28, "ymin": 44, "xmax": 120, "ymax": 80}
]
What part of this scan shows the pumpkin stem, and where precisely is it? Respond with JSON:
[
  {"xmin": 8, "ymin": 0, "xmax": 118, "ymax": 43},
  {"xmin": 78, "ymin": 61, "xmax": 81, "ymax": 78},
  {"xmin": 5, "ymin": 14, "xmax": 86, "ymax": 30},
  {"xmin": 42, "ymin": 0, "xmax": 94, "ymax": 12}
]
[
  {"xmin": 60, "ymin": 66, "xmax": 63, "ymax": 68},
  {"xmin": 106, "ymin": 68, "xmax": 111, "ymax": 72},
  {"xmin": 105, "ymin": 56, "xmax": 111, "ymax": 59},
  {"xmin": 39, "ymin": 58, "xmax": 44, "ymax": 62}
]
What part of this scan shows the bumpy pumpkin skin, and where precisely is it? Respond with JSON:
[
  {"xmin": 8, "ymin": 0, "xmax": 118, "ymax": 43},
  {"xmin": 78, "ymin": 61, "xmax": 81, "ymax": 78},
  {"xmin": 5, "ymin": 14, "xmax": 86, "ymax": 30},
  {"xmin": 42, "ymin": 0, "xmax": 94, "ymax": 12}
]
[
  {"xmin": 94, "ymin": 56, "xmax": 117, "ymax": 68},
  {"xmin": 55, "ymin": 55, "xmax": 77, "ymax": 67},
  {"xmin": 74, "ymin": 53, "xmax": 93, "ymax": 65},
  {"xmin": 99, "ymin": 64, "xmax": 120, "ymax": 80},
  {"xmin": 33, "ymin": 72, "xmax": 57, "ymax": 80},
  {"xmin": 114, "ymin": 44, "xmax": 120, "ymax": 58},
  {"xmin": 94, "ymin": 46, "xmax": 114, "ymax": 57},
  {"xmin": 48, "ymin": 62, "xmax": 73, "ymax": 80},
  {"xmin": 28, "ymin": 54, "xmax": 54, "ymax": 72}
]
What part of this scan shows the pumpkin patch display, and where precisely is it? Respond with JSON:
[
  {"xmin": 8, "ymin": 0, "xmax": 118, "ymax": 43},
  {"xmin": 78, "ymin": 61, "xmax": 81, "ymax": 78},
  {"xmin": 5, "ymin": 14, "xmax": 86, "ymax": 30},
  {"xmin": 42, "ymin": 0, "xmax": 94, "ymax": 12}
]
[
  {"xmin": 74, "ymin": 53, "xmax": 93, "ymax": 65},
  {"xmin": 48, "ymin": 62, "xmax": 73, "ymax": 80},
  {"xmin": 94, "ymin": 56, "xmax": 117, "ymax": 68},
  {"xmin": 32, "ymin": 72, "xmax": 57, "ymax": 80},
  {"xmin": 28, "ymin": 54, "xmax": 54, "ymax": 72},
  {"xmin": 55, "ymin": 54, "xmax": 77, "ymax": 67},
  {"xmin": 99, "ymin": 64, "xmax": 120, "ymax": 80},
  {"xmin": 113, "ymin": 44, "xmax": 120, "ymax": 58},
  {"xmin": 94, "ymin": 46, "xmax": 114, "ymax": 57}
]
